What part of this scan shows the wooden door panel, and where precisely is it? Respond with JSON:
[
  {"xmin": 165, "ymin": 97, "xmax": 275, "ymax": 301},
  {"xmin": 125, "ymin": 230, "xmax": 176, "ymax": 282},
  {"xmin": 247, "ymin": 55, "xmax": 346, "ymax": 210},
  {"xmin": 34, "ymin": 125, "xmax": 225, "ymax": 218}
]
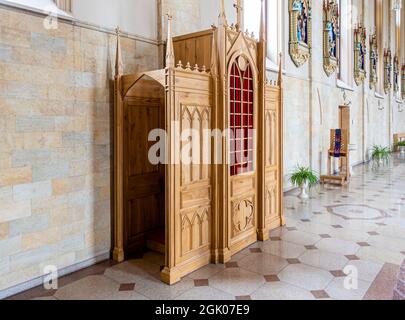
[
  {"xmin": 262, "ymin": 87, "xmax": 283, "ymax": 232},
  {"xmin": 127, "ymin": 173, "xmax": 161, "ymax": 198},
  {"xmin": 127, "ymin": 104, "xmax": 160, "ymax": 176},
  {"xmin": 124, "ymin": 99, "xmax": 164, "ymax": 255},
  {"xmin": 126, "ymin": 193, "xmax": 161, "ymax": 253}
]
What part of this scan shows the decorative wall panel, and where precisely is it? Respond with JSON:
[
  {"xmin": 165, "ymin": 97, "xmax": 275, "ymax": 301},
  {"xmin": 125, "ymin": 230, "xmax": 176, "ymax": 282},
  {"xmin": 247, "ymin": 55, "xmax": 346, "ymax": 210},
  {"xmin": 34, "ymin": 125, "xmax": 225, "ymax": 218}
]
[
  {"xmin": 393, "ymin": 55, "xmax": 399, "ymax": 93},
  {"xmin": 289, "ymin": 0, "xmax": 312, "ymax": 67},
  {"xmin": 232, "ymin": 198, "xmax": 255, "ymax": 237},
  {"xmin": 369, "ymin": 32, "xmax": 378, "ymax": 89},
  {"xmin": 265, "ymin": 110, "xmax": 277, "ymax": 166},
  {"xmin": 181, "ymin": 208, "xmax": 210, "ymax": 256},
  {"xmin": 354, "ymin": 24, "xmax": 367, "ymax": 86},
  {"xmin": 323, "ymin": 0, "xmax": 339, "ymax": 77},
  {"xmin": 181, "ymin": 104, "xmax": 211, "ymax": 185},
  {"xmin": 384, "ymin": 49, "xmax": 392, "ymax": 94},
  {"xmin": 402, "ymin": 65, "xmax": 405, "ymax": 100}
]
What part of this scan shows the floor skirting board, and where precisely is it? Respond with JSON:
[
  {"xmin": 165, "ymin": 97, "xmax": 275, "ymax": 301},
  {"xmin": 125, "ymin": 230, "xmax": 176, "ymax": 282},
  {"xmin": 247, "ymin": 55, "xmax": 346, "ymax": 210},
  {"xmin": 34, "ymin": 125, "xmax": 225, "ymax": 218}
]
[{"xmin": 0, "ymin": 252, "xmax": 110, "ymax": 300}]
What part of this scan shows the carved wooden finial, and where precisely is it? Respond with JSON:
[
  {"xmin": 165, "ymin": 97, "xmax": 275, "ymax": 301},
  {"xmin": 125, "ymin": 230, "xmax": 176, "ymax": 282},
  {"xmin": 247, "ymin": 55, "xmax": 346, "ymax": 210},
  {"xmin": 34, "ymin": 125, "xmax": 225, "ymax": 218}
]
[
  {"xmin": 115, "ymin": 26, "xmax": 123, "ymax": 77},
  {"xmin": 210, "ymin": 30, "xmax": 218, "ymax": 76},
  {"xmin": 234, "ymin": 0, "xmax": 243, "ymax": 31},
  {"xmin": 201, "ymin": 65, "xmax": 207, "ymax": 72},
  {"xmin": 165, "ymin": 11, "xmax": 175, "ymax": 68},
  {"xmin": 219, "ymin": 0, "xmax": 227, "ymax": 24},
  {"xmin": 177, "ymin": 60, "xmax": 183, "ymax": 68},
  {"xmin": 193, "ymin": 64, "xmax": 199, "ymax": 72},
  {"xmin": 185, "ymin": 62, "xmax": 191, "ymax": 70}
]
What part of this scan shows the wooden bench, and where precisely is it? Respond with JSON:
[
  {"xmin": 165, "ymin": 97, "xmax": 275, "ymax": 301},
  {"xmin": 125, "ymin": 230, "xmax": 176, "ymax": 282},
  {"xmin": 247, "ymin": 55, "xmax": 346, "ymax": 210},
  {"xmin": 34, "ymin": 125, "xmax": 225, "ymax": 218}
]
[{"xmin": 394, "ymin": 133, "xmax": 405, "ymax": 151}]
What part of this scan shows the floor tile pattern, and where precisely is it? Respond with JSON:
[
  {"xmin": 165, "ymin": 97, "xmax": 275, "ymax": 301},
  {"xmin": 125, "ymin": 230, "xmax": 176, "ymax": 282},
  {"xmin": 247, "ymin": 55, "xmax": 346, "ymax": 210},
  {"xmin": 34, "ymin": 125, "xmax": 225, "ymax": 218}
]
[{"xmin": 8, "ymin": 158, "xmax": 405, "ymax": 300}]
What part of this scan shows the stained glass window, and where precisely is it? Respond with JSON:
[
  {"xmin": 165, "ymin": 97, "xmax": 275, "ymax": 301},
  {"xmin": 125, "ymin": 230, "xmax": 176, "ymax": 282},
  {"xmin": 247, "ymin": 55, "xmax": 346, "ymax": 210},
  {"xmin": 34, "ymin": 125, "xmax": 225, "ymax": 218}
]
[{"xmin": 229, "ymin": 57, "xmax": 254, "ymax": 177}]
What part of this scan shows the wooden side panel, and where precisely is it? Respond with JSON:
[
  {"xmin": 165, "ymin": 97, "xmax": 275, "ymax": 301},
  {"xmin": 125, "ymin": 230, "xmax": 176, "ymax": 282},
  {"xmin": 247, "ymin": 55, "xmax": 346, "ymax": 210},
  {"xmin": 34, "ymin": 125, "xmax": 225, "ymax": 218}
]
[
  {"xmin": 173, "ymin": 30, "xmax": 213, "ymax": 70},
  {"xmin": 171, "ymin": 71, "xmax": 213, "ymax": 273},
  {"xmin": 179, "ymin": 104, "xmax": 212, "ymax": 260},
  {"xmin": 264, "ymin": 87, "xmax": 282, "ymax": 228}
]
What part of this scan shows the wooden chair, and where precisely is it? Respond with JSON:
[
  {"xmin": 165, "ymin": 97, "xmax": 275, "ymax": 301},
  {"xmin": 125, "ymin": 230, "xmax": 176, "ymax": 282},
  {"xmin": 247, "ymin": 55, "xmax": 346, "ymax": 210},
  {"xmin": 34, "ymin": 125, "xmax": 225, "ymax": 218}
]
[{"xmin": 321, "ymin": 129, "xmax": 350, "ymax": 186}]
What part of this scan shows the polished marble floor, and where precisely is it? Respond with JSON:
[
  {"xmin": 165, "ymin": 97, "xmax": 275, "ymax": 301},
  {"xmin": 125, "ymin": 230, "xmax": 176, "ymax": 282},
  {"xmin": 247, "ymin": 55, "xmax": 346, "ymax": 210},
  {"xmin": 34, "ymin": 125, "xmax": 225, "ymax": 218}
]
[{"xmin": 10, "ymin": 157, "xmax": 405, "ymax": 300}]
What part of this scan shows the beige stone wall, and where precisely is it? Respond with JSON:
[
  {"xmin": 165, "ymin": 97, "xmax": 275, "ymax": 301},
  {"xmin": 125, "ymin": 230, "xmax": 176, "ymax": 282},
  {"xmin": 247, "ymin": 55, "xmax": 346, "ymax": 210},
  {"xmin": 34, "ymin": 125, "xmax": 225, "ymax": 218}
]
[
  {"xmin": 159, "ymin": 0, "xmax": 202, "ymax": 37},
  {"xmin": 0, "ymin": 7, "xmax": 158, "ymax": 292}
]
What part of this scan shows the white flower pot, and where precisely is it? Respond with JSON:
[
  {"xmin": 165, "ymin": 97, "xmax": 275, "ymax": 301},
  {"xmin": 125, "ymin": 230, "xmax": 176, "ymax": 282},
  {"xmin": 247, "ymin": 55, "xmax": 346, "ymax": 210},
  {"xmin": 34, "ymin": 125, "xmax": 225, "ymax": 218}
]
[
  {"xmin": 298, "ymin": 182, "xmax": 310, "ymax": 201},
  {"xmin": 399, "ymin": 146, "xmax": 405, "ymax": 155}
]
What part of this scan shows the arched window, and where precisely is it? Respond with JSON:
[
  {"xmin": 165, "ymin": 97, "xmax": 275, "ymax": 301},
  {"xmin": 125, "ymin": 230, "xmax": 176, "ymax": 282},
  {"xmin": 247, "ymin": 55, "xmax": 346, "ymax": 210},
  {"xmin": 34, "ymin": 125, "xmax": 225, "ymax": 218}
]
[
  {"xmin": 244, "ymin": 0, "xmax": 262, "ymax": 36},
  {"xmin": 230, "ymin": 57, "xmax": 254, "ymax": 176},
  {"xmin": 338, "ymin": 0, "xmax": 353, "ymax": 86},
  {"xmin": 375, "ymin": 0, "xmax": 385, "ymax": 95},
  {"xmin": 267, "ymin": 0, "xmax": 283, "ymax": 68},
  {"xmin": 244, "ymin": 0, "xmax": 283, "ymax": 69},
  {"xmin": 54, "ymin": 0, "xmax": 71, "ymax": 12},
  {"xmin": 394, "ymin": 2, "xmax": 402, "ymax": 98}
]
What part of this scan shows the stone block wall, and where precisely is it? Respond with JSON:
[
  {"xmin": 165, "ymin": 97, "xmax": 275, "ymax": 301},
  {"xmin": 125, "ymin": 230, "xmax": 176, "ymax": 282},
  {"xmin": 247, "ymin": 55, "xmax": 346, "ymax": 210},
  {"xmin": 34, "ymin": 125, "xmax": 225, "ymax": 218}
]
[
  {"xmin": 0, "ymin": 6, "xmax": 158, "ymax": 293},
  {"xmin": 159, "ymin": 0, "xmax": 202, "ymax": 37}
]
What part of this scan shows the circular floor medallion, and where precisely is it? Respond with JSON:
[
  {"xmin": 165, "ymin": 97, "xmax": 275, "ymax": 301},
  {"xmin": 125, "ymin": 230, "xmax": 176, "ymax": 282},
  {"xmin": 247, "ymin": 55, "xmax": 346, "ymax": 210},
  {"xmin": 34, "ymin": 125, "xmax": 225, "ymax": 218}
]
[{"xmin": 325, "ymin": 204, "xmax": 389, "ymax": 221}]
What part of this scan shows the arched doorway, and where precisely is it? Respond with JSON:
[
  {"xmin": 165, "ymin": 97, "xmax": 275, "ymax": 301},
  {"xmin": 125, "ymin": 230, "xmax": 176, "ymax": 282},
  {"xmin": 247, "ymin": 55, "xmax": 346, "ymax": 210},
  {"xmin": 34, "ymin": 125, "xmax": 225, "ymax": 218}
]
[{"xmin": 121, "ymin": 75, "xmax": 166, "ymax": 258}]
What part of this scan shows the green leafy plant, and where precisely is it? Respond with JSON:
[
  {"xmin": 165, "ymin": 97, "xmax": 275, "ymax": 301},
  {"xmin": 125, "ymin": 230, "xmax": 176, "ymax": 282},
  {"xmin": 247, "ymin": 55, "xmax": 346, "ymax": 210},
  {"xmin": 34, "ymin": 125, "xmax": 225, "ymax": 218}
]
[
  {"xmin": 371, "ymin": 145, "xmax": 391, "ymax": 165},
  {"xmin": 396, "ymin": 141, "xmax": 405, "ymax": 148},
  {"xmin": 290, "ymin": 166, "xmax": 319, "ymax": 188}
]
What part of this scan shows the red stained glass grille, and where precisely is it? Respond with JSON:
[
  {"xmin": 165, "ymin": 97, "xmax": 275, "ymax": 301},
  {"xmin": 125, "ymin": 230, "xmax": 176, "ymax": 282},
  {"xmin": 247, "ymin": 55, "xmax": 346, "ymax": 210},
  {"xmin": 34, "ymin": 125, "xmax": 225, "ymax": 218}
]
[{"xmin": 229, "ymin": 58, "xmax": 254, "ymax": 176}]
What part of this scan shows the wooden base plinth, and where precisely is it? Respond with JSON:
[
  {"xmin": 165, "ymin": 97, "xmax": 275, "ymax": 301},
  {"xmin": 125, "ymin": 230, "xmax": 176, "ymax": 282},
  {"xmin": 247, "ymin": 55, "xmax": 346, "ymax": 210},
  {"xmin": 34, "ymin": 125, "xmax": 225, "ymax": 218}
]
[
  {"xmin": 160, "ymin": 267, "xmax": 181, "ymax": 285},
  {"xmin": 217, "ymin": 248, "xmax": 232, "ymax": 264},
  {"xmin": 257, "ymin": 228, "xmax": 270, "ymax": 241},
  {"xmin": 112, "ymin": 247, "xmax": 125, "ymax": 263},
  {"xmin": 320, "ymin": 175, "xmax": 349, "ymax": 186},
  {"xmin": 160, "ymin": 252, "xmax": 211, "ymax": 285}
]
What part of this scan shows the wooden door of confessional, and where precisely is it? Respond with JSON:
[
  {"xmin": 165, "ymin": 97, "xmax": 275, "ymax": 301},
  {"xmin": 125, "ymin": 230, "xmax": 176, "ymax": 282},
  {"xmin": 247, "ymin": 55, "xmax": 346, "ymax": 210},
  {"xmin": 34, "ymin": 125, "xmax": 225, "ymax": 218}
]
[
  {"xmin": 123, "ymin": 78, "xmax": 166, "ymax": 256},
  {"xmin": 227, "ymin": 54, "xmax": 258, "ymax": 255}
]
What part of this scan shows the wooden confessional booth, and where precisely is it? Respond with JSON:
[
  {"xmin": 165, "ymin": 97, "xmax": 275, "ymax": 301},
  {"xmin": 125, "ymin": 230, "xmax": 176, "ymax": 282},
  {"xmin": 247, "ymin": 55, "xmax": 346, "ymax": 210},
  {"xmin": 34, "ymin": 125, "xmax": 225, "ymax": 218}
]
[{"xmin": 112, "ymin": 2, "xmax": 284, "ymax": 285}]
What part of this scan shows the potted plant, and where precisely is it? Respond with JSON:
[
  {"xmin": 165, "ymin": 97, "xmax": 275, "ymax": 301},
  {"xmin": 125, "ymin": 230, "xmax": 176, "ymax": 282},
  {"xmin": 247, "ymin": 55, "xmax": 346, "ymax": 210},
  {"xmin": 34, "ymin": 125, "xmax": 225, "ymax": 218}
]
[
  {"xmin": 371, "ymin": 145, "xmax": 391, "ymax": 167},
  {"xmin": 396, "ymin": 141, "xmax": 405, "ymax": 155},
  {"xmin": 290, "ymin": 166, "xmax": 319, "ymax": 201}
]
